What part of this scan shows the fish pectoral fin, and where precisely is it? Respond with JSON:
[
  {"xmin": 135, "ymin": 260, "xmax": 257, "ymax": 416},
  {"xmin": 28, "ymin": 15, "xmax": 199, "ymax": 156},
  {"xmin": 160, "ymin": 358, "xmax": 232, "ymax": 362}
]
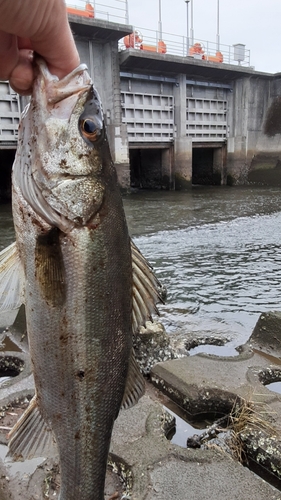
[
  {"xmin": 0, "ymin": 242, "xmax": 24, "ymax": 313},
  {"xmin": 121, "ymin": 349, "xmax": 145, "ymax": 410},
  {"xmin": 35, "ymin": 228, "xmax": 65, "ymax": 307},
  {"xmin": 8, "ymin": 396, "xmax": 57, "ymax": 461},
  {"xmin": 131, "ymin": 240, "xmax": 166, "ymax": 334}
]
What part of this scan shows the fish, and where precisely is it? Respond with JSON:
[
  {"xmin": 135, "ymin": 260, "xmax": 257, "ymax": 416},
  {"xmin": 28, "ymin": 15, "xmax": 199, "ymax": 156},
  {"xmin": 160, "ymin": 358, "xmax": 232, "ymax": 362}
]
[{"xmin": 0, "ymin": 59, "xmax": 164, "ymax": 499}]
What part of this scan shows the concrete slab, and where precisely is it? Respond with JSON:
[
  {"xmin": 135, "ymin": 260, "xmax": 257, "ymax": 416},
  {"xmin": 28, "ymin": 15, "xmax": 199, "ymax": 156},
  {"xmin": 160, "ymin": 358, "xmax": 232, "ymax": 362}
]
[
  {"xmin": 149, "ymin": 312, "xmax": 281, "ymax": 493},
  {"xmin": 0, "ymin": 311, "xmax": 280, "ymax": 498},
  {"xmin": 0, "ymin": 387, "xmax": 279, "ymax": 499},
  {"xmin": 110, "ymin": 390, "xmax": 281, "ymax": 499},
  {"xmin": 145, "ymin": 455, "xmax": 280, "ymax": 500}
]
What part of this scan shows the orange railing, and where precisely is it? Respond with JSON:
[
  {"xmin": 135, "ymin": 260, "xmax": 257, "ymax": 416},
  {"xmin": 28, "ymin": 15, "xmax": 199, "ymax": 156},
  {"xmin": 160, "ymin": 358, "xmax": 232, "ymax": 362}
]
[{"xmin": 67, "ymin": 3, "xmax": 94, "ymax": 18}]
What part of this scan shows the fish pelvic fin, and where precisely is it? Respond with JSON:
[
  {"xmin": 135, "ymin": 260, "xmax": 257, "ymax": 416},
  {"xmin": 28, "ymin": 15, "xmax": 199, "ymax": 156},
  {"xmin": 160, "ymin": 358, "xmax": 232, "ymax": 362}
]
[
  {"xmin": 0, "ymin": 242, "xmax": 24, "ymax": 313},
  {"xmin": 8, "ymin": 396, "xmax": 57, "ymax": 461},
  {"xmin": 131, "ymin": 240, "xmax": 166, "ymax": 334},
  {"xmin": 121, "ymin": 349, "xmax": 145, "ymax": 410}
]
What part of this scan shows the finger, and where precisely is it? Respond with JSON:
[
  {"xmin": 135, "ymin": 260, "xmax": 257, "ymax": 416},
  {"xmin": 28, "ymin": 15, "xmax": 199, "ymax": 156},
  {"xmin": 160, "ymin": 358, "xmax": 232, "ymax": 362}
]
[
  {"xmin": 32, "ymin": 21, "xmax": 80, "ymax": 79},
  {"xmin": 17, "ymin": 37, "xmax": 33, "ymax": 50},
  {"xmin": 0, "ymin": 31, "xmax": 18, "ymax": 80},
  {"xmin": 9, "ymin": 49, "xmax": 34, "ymax": 95},
  {"xmin": 29, "ymin": 2, "xmax": 80, "ymax": 79},
  {"xmin": 0, "ymin": 0, "xmax": 80, "ymax": 82}
]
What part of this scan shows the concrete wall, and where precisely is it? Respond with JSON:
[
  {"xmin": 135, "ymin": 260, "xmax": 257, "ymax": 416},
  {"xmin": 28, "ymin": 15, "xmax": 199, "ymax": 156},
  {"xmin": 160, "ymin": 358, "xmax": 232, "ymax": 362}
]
[
  {"xmin": 3, "ymin": 16, "xmax": 281, "ymax": 191},
  {"xmin": 78, "ymin": 33, "xmax": 278, "ymax": 190},
  {"xmin": 161, "ymin": 147, "xmax": 174, "ymax": 190},
  {"xmin": 227, "ymin": 76, "xmax": 281, "ymax": 185},
  {"xmin": 75, "ymin": 38, "xmax": 130, "ymax": 189},
  {"xmin": 173, "ymin": 74, "xmax": 193, "ymax": 188}
]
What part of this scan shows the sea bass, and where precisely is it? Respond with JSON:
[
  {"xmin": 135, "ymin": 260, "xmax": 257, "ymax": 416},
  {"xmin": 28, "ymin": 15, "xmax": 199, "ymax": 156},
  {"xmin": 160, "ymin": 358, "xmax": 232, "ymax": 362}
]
[{"xmin": 0, "ymin": 60, "xmax": 163, "ymax": 499}]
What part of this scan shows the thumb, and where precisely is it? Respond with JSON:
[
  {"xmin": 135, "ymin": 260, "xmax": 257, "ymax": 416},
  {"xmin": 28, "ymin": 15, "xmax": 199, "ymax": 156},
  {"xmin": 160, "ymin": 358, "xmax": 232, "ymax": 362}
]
[
  {"xmin": 0, "ymin": 31, "xmax": 18, "ymax": 81},
  {"xmin": 8, "ymin": 49, "xmax": 35, "ymax": 95}
]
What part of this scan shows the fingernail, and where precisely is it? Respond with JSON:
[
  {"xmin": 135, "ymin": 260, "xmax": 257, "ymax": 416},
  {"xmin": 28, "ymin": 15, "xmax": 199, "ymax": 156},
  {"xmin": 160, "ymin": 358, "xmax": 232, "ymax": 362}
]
[{"xmin": 27, "ymin": 50, "xmax": 34, "ymax": 61}]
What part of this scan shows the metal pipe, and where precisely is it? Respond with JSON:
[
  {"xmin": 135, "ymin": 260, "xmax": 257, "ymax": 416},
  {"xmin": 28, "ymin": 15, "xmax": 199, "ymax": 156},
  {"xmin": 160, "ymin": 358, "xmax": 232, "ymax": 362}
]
[
  {"xmin": 185, "ymin": 0, "xmax": 190, "ymax": 55},
  {"xmin": 190, "ymin": 0, "xmax": 194, "ymax": 44},
  {"xmin": 125, "ymin": 0, "xmax": 129, "ymax": 24},
  {"xmin": 158, "ymin": 0, "xmax": 163, "ymax": 40},
  {"xmin": 216, "ymin": 0, "xmax": 220, "ymax": 51}
]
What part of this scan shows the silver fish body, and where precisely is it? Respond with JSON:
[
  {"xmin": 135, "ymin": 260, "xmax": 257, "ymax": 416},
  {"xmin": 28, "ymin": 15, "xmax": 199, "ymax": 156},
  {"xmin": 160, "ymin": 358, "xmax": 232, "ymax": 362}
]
[{"xmin": 3, "ymin": 61, "xmax": 160, "ymax": 499}]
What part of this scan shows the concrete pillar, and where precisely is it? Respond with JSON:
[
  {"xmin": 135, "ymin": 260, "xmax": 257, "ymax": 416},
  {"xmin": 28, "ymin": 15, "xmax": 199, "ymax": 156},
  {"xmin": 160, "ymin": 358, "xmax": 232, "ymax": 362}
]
[
  {"xmin": 173, "ymin": 74, "xmax": 192, "ymax": 189},
  {"xmin": 174, "ymin": 137, "xmax": 192, "ymax": 189},
  {"xmin": 213, "ymin": 145, "xmax": 227, "ymax": 185},
  {"xmin": 76, "ymin": 38, "xmax": 130, "ymax": 190},
  {"xmin": 101, "ymin": 42, "xmax": 130, "ymax": 189},
  {"xmin": 161, "ymin": 147, "xmax": 174, "ymax": 189},
  {"xmin": 221, "ymin": 143, "xmax": 227, "ymax": 185},
  {"xmin": 107, "ymin": 124, "xmax": 130, "ymax": 190},
  {"xmin": 226, "ymin": 79, "xmax": 249, "ymax": 183}
]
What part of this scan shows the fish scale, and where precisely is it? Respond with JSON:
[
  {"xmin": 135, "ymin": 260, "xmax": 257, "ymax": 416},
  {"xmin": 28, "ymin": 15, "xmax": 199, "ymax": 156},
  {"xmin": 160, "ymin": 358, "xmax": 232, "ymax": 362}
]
[{"xmin": 23, "ymin": 203, "xmax": 131, "ymax": 498}]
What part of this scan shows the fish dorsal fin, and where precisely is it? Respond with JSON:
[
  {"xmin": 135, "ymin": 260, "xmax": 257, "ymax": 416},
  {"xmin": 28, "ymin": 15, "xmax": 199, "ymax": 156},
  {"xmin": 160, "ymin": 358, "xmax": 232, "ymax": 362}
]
[
  {"xmin": 131, "ymin": 240, "xmax": 165, "ymax": 334},
  {"xmin": 8, "ymin": 396, "xmax": 57, "ymax": 461},
  {"xmin": 0, "ymin": 242, "xmax": 24, "ymax": 313},
  {"xmin": 121, "ymin": 349, "xmax": 145, "ymax": 410}
]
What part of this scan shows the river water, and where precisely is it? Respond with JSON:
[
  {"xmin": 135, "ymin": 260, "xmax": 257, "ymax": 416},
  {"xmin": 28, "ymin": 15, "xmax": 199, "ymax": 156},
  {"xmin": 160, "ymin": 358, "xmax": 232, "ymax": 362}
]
[
  {"xmin": 1, "ymin": 185, "xmax": 281, "ymax": 355},
  {"xmin": 123, "ymin": 186, "xmax": 281, "ymax": 355}
]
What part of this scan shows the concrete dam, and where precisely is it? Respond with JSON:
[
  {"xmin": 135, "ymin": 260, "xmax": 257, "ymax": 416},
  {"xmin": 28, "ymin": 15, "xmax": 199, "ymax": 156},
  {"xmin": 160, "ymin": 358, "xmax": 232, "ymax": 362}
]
[{"xmin": 1, "ymin": 14, "xmax": 281, "ymax": 195}]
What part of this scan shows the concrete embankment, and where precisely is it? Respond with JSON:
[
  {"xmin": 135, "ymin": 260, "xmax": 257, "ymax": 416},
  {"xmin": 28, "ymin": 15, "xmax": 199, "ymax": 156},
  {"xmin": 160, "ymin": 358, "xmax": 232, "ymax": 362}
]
[{"xmin": 0, "ymin": 310, "xmax": 281, "ymax": 498}]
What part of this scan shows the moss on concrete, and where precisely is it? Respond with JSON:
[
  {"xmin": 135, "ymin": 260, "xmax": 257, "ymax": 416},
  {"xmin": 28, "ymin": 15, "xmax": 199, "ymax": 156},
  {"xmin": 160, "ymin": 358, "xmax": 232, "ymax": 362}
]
[
  {"xmin": 174, "ymin": 174, "xmax": 192, "ymax": 190},
  {"xmin": 248, "ymin": 167, "xmax": 281, "ymax": 186},
  {"xmin": 227, "ymin": 174, "xmax": 235, "ymax": 186},
  {"xmin": 264, "ymin": 96, "xmax": 281, "ymax": 136}
]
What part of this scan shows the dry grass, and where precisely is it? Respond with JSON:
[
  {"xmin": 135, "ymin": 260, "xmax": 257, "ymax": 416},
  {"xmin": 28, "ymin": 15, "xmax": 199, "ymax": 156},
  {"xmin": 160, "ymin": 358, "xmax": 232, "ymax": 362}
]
[
  {"xmin": 207, "ymin": 398, "xmax": 275, "ymax": 464},
  {"xmin": 224, "ymin": 396, "xmax": 276, "ymax": 463},
  {"xmin": 229, "ymin": 397, "xmax": 274, "ymax": 433}
]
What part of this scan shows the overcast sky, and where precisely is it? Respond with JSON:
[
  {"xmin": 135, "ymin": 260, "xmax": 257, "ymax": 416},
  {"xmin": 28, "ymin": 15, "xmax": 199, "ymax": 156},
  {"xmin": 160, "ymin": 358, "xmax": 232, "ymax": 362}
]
[{"xmin": 70, "ymin": 0, "xmax": 281, "ymax": 74}]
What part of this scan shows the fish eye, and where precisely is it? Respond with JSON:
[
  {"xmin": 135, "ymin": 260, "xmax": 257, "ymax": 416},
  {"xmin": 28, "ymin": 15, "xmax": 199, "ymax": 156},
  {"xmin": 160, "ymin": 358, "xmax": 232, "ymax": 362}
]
[{"xmin": 80, "ymin": 118, "xmax": 101, "ymax": 142}]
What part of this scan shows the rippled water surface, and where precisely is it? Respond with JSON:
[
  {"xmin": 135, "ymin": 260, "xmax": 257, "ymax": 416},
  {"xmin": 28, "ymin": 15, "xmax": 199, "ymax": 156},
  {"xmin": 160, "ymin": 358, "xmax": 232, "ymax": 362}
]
[
  {"xmin": 1, "ymin": 186, "xmax": 281, "ymax": 352},
  {"xmin": 123, "ymin": 186, "xmax": 281, "ymax": 352}
]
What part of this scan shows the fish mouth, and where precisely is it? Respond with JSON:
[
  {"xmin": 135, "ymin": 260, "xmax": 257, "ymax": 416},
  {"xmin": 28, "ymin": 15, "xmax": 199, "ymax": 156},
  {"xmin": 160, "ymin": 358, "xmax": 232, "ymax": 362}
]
[{"xmin": 35, "ymin": 58, "xmax": 92, "ymax": 106}]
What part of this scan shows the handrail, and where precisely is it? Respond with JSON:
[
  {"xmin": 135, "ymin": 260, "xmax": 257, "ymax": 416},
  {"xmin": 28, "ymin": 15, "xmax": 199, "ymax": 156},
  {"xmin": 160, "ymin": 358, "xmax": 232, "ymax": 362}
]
[
  {"xmin": 66, "ymin": 2, "xmax": 251, "ymax": 67},
  {"xmin": 119, "ymin": 27, "xmax": 251, "ymax": 67},
  {"xmin": 66, "ymin": 0, "xmax": 128, "ymax": 23}
]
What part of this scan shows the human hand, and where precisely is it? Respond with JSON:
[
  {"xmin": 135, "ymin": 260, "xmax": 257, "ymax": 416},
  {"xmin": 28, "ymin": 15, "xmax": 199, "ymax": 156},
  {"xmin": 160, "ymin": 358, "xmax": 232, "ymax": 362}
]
[{"xmin": 0, "ymin": 0, "xmax": 80, "ymax": 94}]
